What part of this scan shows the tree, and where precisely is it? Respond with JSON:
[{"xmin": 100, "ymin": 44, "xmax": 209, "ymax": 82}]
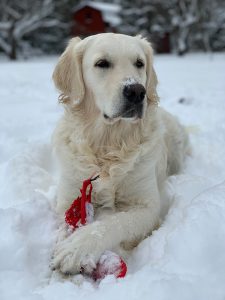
[
  {"xmin": 119, "ymin": 0, "xmax": 225, "ymax": 54},
  {"xmin": 0, "ymin": 0, "xmax": 77, "ymax": 60}
]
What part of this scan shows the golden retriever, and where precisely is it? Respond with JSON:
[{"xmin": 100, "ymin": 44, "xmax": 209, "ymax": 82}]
[{"xmin": 51, "ymin": 33, "xmax": 189, "ymax": 275}]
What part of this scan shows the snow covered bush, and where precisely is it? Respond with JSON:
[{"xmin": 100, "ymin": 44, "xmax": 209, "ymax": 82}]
[
  {"xmin": 119, "ymin": 0, "xmax": 225, "ymax": 54},
  {"xmin": 0, "ymin": 0, "xmax": 78, "ymax": 60}
]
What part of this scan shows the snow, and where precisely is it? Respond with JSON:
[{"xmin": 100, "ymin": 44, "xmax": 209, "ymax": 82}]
[
  {"xmin": 123, "ymin": 77, "xmax": 138, "ymax": 86},
  {"xmin": 86, "ymin": 202, "xmax": 94, "ymax": 224},
  {"xmin": 1, "ymin": 53, "xmax": 225, "ymax": 300},
  {"xmin": 74, "ymin": 1, "xmax": 121, "ymax": 14}
]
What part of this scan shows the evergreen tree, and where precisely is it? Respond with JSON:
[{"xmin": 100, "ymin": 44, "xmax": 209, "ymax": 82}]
[{"xmin": 119, "ymin": 0, "xmax": 225, "ymax": 54}]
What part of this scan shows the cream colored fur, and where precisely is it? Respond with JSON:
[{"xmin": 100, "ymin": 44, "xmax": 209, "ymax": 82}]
[{"xmin": 51, "ymin": 33, "xmax": 189, "ymax": 275}]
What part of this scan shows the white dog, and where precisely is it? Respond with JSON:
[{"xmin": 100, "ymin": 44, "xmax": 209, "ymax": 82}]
[{"xmin": 51, "ymin": 33, "xmax": 189, "ymax": 275}]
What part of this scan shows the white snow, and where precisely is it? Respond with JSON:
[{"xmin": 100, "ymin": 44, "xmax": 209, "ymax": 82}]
[
  {"xmin": 1, "ymin": 53, "xmax": 225, "ymax": 300},
  {"xmin": 123, "ymin": 77, "xmax": 138, "ymax": 86},
  {"xmin": 86, "ymin": 202, "xmax": 94, "ymax": 224}
]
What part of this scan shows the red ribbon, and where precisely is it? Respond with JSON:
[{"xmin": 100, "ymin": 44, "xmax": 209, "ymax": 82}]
[{"xmin": 65, "ymin": 178, "xmax": 93, "ymax": 229}]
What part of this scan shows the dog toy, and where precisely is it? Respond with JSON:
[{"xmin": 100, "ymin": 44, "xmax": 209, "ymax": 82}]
[{"xmin": 65, "ymin": 175, "xmax": 127, "ymax": 280}]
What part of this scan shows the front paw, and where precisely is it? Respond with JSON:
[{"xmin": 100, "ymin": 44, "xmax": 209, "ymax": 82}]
[{"xmin": 51, "ymin": 226, "xmax": 106, "ymax": 275}]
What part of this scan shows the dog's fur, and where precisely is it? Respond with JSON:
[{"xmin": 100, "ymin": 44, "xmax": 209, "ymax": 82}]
[{"xmin": 52, "ymin": 33, "xmax": 189, "ymax": 275}]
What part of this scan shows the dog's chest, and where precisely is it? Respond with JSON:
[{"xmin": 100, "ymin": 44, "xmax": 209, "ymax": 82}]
[
  {"xmin": 73, "ymin": 126, "xmax": 158, "ymax": 210},
  {"xmin": 90, "ymin": 148, "xmax": 156, "ymax": 212},
  {"xmin": 91, "ymin": 158, "xmax": 137, "ymax": 208}
]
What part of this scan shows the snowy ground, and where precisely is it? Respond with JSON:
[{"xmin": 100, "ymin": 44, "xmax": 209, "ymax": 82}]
[{"xmin": 0, "ymin": 53, "xmax": 225, "ymax": 300}]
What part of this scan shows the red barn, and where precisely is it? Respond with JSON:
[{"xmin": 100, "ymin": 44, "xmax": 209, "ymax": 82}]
[{"xmin": 72, "ymin": 1, "xmax": 121, "ymax": 37}]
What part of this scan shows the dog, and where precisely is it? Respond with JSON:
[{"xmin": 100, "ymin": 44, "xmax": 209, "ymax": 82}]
[{"xmin": 51, "ymin": 33, "xmax": 189, "ymax": 275}]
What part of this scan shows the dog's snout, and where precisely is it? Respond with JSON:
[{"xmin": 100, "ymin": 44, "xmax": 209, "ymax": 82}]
[{"xmin": 123, "ymin": 84, "xmax": 146, "ymax": 104}]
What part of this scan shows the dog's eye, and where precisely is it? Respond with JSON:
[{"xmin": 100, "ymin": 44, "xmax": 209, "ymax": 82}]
[
  {"xmin": 135, "ymin": 59, "xmax": 145, "ymax": 68},
  {"xmin": 95, "ymin": 59, "xmax": 111, "ymax": 68}
]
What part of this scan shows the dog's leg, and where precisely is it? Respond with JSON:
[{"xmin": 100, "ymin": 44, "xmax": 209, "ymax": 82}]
[
  {"xmin": 51, "ymin": 195, "xmax": 160, "ymax": 275},
  {"xmin": 55, "ymin": 176, "xmax": 81, "ymax": 215}
]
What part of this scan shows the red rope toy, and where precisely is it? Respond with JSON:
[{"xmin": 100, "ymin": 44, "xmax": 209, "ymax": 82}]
[{"xmin": 65, "ymin": 175, "xmax": 127, "ymax": 280}]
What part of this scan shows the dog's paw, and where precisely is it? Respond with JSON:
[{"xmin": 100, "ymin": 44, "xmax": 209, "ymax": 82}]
[{"xmin": 51, "ymin": 226, "xmax": 106, "ymax": 275}]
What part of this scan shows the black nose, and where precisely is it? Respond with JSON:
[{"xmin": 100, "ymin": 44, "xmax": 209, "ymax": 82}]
[{"xmin": 123, "ymin": 83, "xmax": 146, "ymax": 104}]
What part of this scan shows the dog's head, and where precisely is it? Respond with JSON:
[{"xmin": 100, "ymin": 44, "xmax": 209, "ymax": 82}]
[{"xmin": 53, "ymin": 33, "xmax": 158, "ymax": 124}]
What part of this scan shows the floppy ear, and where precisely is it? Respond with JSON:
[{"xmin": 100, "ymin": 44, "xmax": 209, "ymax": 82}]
[
  {"xmin": 52, "ymin": 37, "xmax": 84, "ymax": 106},
  {"xmin": 139, "ymin": 37, "xmax": 159, "ymax": 105}
]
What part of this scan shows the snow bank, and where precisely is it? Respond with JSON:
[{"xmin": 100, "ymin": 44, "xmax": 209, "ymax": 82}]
[{"xmin": 0, "ymin": 54, "xmax": 225, "ymax": 300}]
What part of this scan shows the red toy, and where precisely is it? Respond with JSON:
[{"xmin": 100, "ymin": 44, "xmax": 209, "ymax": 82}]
[
  {"xmin": 65, "ymin": 177, "xmax": 95, "ymax": 229},
  {"xmin": 65, "ymin": 175, "xmax": 127, "ymax": 281}
]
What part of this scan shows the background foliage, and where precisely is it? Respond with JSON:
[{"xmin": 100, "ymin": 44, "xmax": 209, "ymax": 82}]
[{"xmin": 0, "ymin": 0, "xmax": 224, "ymax": 59}]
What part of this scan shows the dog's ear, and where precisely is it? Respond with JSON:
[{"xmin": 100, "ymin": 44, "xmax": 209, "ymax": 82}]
[
  {"xmin": 139, "ymin": 37, "xmax": 159, "ymax": 105},
  {"xmin": 53, "ymin": 37, "xmax": 84, "ymax": 106}
]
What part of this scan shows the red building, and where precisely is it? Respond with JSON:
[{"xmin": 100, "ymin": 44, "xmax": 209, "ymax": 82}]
[
  {"xmin": 71, "ymin": 1, "xmax": 170, "ymax": 53},
  {"xmin": 72, "ymin": 1, "xmax": 121, "ymax": 37}
]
